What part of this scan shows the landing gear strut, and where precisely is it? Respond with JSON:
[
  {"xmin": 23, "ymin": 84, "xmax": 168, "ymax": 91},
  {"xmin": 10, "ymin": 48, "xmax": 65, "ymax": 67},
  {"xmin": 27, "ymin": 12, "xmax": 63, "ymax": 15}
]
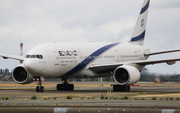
[
  {"xmin": 36, "ymin": 76, "xmax": 44, "ymax": 92},
  {"xmin": 56, "ymin": 78, "xmax": 74, "ymax": 91},
  {"xmin": 113, "ymin": 85, "xmax": 130, "ymax": 92}
]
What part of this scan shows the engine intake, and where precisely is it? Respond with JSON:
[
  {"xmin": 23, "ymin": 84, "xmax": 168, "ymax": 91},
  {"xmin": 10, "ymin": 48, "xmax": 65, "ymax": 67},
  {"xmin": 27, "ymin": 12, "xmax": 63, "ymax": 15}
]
[
  {"xmin": 12, "ymin": 64, "xmax": 33, "ymax": 84},
  {"xmin": 113, "ymin": 65, "xmax": 140, "ymax": 85}
]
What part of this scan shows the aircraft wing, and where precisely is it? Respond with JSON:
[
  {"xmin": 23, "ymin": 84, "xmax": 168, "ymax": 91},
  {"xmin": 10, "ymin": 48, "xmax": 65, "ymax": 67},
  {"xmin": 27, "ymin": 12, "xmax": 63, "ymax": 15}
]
[
  {"xmin": 145, "ymin": 49, "xmax": 180, "ymax": 56},
  {"xmin": 89, "ymin": 63, "xmax": 123, "ymax": 73},
  {"xmin": 0, "ymin": 53, "xmax": 24, "ymax": 61},
  {"xmin": 89, "ymin": 58, "xmax": 180, "ymax": 73},
  {"xmin": 133, "ymin": 58, "xmax": 180, "ymax": 65}
]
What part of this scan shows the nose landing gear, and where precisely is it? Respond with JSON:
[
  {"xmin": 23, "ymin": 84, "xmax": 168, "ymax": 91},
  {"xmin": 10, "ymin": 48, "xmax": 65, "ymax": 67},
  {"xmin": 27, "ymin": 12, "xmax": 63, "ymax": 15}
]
[
  {"xmin": 56, "ymin": 78, "xmax": 74, "ymax": 91},
  {"xmin": 36, "ymin": 76, "xmax": 44, "ymax": 92}
]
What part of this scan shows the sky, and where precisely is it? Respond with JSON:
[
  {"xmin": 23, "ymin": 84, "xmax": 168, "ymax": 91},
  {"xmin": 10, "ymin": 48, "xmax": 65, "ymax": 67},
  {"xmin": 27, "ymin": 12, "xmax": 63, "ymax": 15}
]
[{"xmin": 0, "ymin": 0, "xmax": 180, "ymax": 74}]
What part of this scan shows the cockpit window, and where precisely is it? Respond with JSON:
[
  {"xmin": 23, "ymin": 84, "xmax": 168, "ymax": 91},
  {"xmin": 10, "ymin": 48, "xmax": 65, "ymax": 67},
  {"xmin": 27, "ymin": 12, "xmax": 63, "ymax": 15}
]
[
  {"xmin": 37, "ymin": 55, "xmax": 43, "ymax": 59},
  {"xmin": 26, "ymin": 55, "xmax": 30, "ymax": 58},
  {"xmin": 37, "ymin": 55, "xmax": 40, "ymax": 58},
  {"xmin": 31, "ymin": 55, "xmax": 36, "ymax": 58},
  {"xmin": 40, "ymin": 55, "xmax": 43, "ymax": 59},
  {"xmin": 26, "ymin": 54, "xmax": 43, "ymax": 59}
]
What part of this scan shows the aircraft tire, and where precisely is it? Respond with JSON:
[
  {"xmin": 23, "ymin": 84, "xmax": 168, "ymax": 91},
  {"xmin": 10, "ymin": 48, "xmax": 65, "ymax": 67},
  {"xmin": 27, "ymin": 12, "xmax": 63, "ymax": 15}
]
[
  {"xmin": 69, "ymin": 84, "xmax": 74, "ymax": 91},
  {"xmin": 40, "ymin": 86, "xmax": 44, "ymax": 92},
  {"xmin": 56, "ymin": 84, "xmax": 61, "ymax": 91},
  {"xmin": 113, "ymin": 85, "xmax": 117, "ymax": 91},
  {"xmin": 36, "ymin": 86, "xmax": 39, "ymax": 92},
  {"xmin": 56, "ymin": 84, "xmax": 74, "ymax": 91},
  {"xmin": 126, "ymin": 85, "xmax": 130, "ymax": 92},
  {"xmin": 113, "ymin": 85, "xmax": 130, "ymax": 92}
]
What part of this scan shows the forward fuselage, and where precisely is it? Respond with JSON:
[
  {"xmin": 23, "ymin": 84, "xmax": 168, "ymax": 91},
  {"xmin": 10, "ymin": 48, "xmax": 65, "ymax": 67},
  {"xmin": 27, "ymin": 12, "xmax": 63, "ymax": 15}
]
[{"xmin": 24, "ymin": 42, "xmax": 149, "ymax": 78}]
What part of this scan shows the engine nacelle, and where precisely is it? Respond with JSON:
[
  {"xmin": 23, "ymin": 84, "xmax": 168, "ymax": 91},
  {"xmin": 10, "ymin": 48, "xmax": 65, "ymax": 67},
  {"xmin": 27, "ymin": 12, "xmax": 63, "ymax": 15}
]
[
  {"xmin": 113, "ymin": 65, "xmax": 140, "ymax": 85},
  {"xmin": 12, "ymin": 64, "xmax": 33, "ymax": 84}
]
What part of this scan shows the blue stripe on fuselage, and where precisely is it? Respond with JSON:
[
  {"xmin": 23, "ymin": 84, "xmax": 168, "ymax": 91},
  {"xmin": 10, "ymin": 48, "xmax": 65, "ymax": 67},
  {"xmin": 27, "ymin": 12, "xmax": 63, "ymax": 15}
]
[
  {"xmin": 60, "ymin": 42, "xmax": 120, "ymax": 78},
  {"xmin": 131, "ymin": 30, "xmax": 145, "ymax": 42},
  {"xmin": 140, "ymin": 0, "xmax": 150, "ymax": 14}
]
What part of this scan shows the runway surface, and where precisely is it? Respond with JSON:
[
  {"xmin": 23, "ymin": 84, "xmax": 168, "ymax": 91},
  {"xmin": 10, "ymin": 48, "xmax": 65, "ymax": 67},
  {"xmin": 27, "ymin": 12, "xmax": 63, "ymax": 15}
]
[{"xmin": 0, "ymin": 82, "xmax": 180, "ymax": 108}]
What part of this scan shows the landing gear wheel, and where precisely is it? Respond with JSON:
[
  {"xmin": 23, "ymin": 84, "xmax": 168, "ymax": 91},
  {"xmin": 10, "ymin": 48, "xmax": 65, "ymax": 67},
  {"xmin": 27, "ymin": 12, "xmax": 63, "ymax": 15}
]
[
  {"xmin": 113, "ymin": 85, "xmax": 130, "ymax": 92},
  {"xmin": 56, "ymin": 84, "xmax": 74, "ymax": 91},
  {"xmin": 57, "ymin": 84, "xmax": 63, "ymax": 90},
  {"xmin": 126, "ymin": 85, "xmax": 130, "ymax": 92},
  {"xmin": 36, "ymin": 86, "xmax": 39, "ymax": 92},
  {"xmin": 36, "ymin": 76, "xmax": 44, "ymax": 92},
  {"xmin": 69, "ymin": 84, "xmax": 74, "ymax": 91},
  {"xmin": 56, "ymin": 78, "xmax": 74, "ymax": 91},
  {"xmin": 40, "ymin": 86, "xmax": 44, "ymax": 92}
]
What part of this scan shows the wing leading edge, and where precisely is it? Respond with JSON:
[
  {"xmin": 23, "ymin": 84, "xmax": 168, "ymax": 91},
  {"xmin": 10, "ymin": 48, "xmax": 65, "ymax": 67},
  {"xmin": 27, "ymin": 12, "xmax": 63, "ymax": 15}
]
[
  {"xmin": 89, "ymin": 58, "xmax": 180, "ymax": 73},
  {"xmin": 0, "ymin": 53, "xmax": 24, "ymax": 61},
  {"xmin": 145, "ymin": 49, "xmax": 180, "ymax": 56}
]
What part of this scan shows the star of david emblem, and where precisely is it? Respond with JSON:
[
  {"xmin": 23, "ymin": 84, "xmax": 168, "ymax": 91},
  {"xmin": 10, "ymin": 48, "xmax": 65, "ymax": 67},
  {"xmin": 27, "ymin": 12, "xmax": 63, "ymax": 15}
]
[{"xmin": 141, "ymin": 18, "xmax": 144, "ymax": 27}]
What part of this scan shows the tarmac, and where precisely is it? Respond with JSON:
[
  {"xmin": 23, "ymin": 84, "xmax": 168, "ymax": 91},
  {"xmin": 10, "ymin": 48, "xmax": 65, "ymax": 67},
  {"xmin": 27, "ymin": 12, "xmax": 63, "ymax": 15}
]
[{"xmin": 0, "ymin": 81, "xmax": 180, "ymax": 112}]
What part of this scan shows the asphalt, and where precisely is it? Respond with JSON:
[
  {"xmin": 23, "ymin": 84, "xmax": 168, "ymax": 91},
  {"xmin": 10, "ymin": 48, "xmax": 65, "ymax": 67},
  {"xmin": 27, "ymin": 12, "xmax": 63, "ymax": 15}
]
[{"xmin": 0, "ymin": 82, "xmax": 180, "ymax": 108}]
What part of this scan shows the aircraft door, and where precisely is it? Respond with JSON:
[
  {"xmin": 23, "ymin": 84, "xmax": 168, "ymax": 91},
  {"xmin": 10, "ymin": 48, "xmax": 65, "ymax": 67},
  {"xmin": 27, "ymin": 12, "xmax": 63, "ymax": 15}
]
[
  {"xmin": 46, "ymin": 49, "xmax": 60, "ymax": 66},
  {"xmin": 115, "ymin": 50, "xmax": 120, "ymax": 62},
  {"xmin": 75, "ymin": 49, "xmax": 82, "ymax": 65},
  {"xmin": 53, "ymin": 50, "xmax": 60, "ymax": 66}
]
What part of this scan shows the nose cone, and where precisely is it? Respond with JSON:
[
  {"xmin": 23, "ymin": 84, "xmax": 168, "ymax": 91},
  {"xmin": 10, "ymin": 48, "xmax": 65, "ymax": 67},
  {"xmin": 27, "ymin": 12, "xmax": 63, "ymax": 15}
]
[{"xmin": 24, "ymin": 59, "xmax": 35, "ymax": 75}]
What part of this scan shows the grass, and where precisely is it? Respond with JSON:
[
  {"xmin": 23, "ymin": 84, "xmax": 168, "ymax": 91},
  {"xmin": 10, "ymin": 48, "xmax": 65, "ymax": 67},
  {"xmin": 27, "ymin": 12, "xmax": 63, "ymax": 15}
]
[
  {"xmin": 100, "ymin": 95, "xmax": 104, "ymax": 99},
  {"xmin": 152, "ymin": 97, "xmax": 157, "ymax": 100},
  {"xmin": 66, "ymin": 95, "xmax": 77, "ymax": 99},
  {"xmin": 81, "ymin": 97, "xmax": 84, "ymax": 99},
  {"xmin": 141, "ymin": 98, "xmax": 145, "ymax": 100},
  {"xmin": 113, "ymin": 97, "xmax": 118, "ymax": 99},
  {"xmin": 43, "ymin": 97, "xmax": 50, "ymax": 100},
  {"xmin": 2, "ymin": 97, "xmax": 5, "ymax": 100},
  {"xmin": 5, "ymin": 97, "xmax": 9, "ymax": 100},
  {"xmin": 67, "ymin": 95, "xmax": 73, "ymax": 99},
  {"xmin": 31, "ymin": 95, "xmax": 37, "ymax": 100},
  {"xmin": 54, "ymin": 97, "xmax": 57, "ymax": 100},
  {"xmin": 105, "ymin": 97, "xmax": 108, "ymax": 99},
  {"xmin": 123, "ymin": 96, "xmax": 129, "ymax": 100},
  {"xmin": 134, "ymin": 98, "xmax": 139, "ymax": 100},
  {"xmin": 2, "ymin": 97, "xmax": 9, "ymax": 100}
]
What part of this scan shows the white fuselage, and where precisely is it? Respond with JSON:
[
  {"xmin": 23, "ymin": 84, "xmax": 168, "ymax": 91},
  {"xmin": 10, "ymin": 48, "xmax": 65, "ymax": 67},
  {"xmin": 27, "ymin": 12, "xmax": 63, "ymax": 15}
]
[{"xmin": 23, "ymin": 42, "xmax": 149, "ymax": 78}]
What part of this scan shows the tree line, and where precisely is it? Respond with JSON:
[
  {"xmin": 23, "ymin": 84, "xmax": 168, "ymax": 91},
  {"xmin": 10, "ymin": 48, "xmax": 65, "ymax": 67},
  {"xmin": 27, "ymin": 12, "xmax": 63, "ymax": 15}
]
[{"xmin": 0, "ymin": 68, "xmax": 180, "ymax": 82}]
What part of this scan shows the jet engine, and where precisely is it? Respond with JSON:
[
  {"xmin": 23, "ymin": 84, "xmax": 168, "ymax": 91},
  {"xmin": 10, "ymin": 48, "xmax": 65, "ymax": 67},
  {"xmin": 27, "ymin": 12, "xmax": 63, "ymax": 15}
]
[
  {"xmin": 113, "ymin": 65, "xmax": 140, "ymax": 85},
  {"xmin": 12, "ymin": 64, "xmax": 33, "ymax": 84}
]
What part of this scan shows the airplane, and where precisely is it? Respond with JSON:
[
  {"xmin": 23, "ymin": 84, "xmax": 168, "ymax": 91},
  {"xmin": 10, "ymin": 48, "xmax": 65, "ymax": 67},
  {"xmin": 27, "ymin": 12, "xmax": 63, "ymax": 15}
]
[{"xmin": 1, "ymin": 0, "xmax": 180, "ymax": 92}]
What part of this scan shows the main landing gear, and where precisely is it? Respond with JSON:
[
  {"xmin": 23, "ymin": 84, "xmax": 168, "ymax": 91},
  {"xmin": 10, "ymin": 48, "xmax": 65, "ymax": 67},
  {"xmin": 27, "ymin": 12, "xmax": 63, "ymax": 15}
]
[
  {"xmin": 113, "ymin": 85, "xmax": 130, "ymax": 92},
  {"xmin": 56, "ymin": 78, "xmax": 74, "ymax": 91},
  {"xmin": 36, "ymin": 76, "xmax": 44, "ymax": 92}
]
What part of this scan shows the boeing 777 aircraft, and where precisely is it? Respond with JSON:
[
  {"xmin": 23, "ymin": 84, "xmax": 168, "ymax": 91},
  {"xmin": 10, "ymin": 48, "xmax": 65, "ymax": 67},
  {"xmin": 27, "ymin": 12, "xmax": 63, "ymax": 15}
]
[{"xmin": 1, "ymin": 0, "xmax": 180, "ymax": 92}]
